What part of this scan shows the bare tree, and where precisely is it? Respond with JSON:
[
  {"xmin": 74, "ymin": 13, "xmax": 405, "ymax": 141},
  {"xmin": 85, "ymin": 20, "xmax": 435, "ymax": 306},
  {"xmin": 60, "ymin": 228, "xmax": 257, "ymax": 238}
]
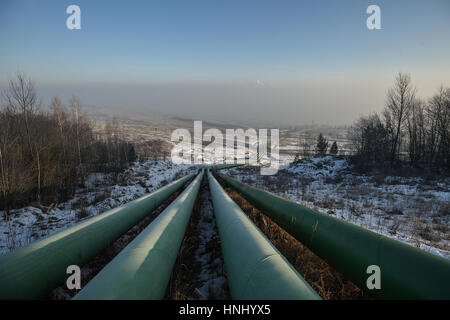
[
  {"xmin": 351, "ymin": 73, "xmax": 449, "ymax": 170},
  {"xmin": 69, "ymin": 95, "xmax": 83, "ymax": 168},
  {"xmin": 0, "ymin": 110, "xmax": 15, "ymax": 214},
  {"xmin": 406, "ymin": 99, "xmax": 427, "ymax": 164},
  {"xmin": 0, "ymin": 74, "xmax": 136, "ymax": 210},
  {"xmin": 426, "ymin": 87, "xmax": 450, "ymax": 168},
  {"xmin": 2, "ymin": 73, "xmax": 45, "ymax": 200},
  {"xmin": 384, "ymin": 72, "xmax": 416, "ymax": 161},
  {"xmin": 3, "ymin": 72, "xmax": 38, "ymax": 115}
]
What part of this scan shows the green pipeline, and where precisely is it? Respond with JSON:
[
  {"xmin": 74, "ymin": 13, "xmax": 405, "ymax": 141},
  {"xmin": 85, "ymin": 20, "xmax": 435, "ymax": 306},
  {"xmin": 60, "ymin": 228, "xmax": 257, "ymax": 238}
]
[
  {"xmin": 73, "ymin": 170, "xmax": 204, "ymax": 300},
  {"xmin": 0, "ymin": 173, "xmax": 195, "ymax": 300},
  {"xmin": 207, "ymin": 170, "xmax": 320, "ymax": 300},
  {"xmin": 216, "ymin": 172, "xmax": 450, "ymax": 300},
  {"xmin": 208, "ymin": 163, "xmax": 244, "ymax": 171}
]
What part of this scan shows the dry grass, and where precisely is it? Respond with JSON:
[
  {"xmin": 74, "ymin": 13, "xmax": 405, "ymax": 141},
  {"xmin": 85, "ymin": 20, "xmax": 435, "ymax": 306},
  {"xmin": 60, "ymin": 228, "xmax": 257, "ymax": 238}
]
[
  {"xmin": 164, "ymin": 176, "xmax": 230, "ymax": 300},
  {"xmin": 224, "ymin": 187, "xmax": 370, "ymax": 300}
]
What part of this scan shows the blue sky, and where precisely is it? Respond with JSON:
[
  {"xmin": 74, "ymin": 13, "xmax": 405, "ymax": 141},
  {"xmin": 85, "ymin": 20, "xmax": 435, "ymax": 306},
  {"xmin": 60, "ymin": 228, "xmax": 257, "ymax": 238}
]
[{"xmin": 1, "ymin": 0, "xmax": 449, "ymax": 125}]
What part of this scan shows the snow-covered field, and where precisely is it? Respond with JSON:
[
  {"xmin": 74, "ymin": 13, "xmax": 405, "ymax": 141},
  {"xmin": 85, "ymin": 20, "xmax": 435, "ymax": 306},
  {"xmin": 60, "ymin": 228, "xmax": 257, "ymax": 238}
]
[
  {"xmin": 223, "ymin": 156, "xmax": 450, "ymax": 260},
  {"xmin": 0, "ymin": 158, "xmax": 196, "ymax": 255}
]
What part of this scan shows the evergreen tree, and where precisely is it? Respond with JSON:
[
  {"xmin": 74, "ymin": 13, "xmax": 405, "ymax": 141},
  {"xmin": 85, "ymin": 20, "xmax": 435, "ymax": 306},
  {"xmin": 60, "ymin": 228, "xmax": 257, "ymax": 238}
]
[
  {"xmin": 316, "ymin": 133, "xmax": 328, "ymax": 156},
  {"xmin": 330, "ymin": 141, "xmax": 338, "ymax": 155}
]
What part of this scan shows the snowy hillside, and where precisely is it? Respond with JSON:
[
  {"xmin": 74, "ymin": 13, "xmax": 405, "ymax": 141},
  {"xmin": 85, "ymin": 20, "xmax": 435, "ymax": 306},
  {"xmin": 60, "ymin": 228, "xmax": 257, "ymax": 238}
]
[
  {"xmin": 224, "ymin": 156, "xmax": 450, "ymax": 260},
  {"xmin": 0, "ymin": 158, "xmax": 196, "ymax": 255},
  {"xmin": 2, "ymin": 155, "xmax": 448, "ymax": 262}
]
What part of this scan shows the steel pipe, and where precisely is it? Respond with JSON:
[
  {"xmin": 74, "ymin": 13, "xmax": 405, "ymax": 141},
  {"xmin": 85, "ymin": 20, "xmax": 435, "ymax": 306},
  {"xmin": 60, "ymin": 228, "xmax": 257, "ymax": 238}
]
[
  {"xmin": 216, "ymin": 171, "xmax": 450, "ymax": 299},
  {"xmin": 73, "ymin": 170, "xmax": 204, "ymax": 300},
  {"xmin": 208, "ymin": 170, "xmax": 320, "ymax": 300},
  {"xmin": 0, "ymin": 173, "xmax": 195, "ymax": 299}
]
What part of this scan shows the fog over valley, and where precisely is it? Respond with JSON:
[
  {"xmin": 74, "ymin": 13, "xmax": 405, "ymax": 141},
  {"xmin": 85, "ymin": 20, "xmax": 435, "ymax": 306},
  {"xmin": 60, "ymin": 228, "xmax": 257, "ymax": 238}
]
[{"xmin": 24, "ymin": 70, "xmax": 448, "ymax": 127}]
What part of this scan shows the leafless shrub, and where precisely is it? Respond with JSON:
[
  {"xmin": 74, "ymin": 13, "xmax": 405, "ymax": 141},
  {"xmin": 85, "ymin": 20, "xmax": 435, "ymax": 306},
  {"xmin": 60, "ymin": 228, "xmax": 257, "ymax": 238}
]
[
  {"xmin": 5, "ymin": 221, "xmax": 19, "ymax": 251},
  {"xmin": 92, "ymin": 191, "xmax": 110, "ymax": 204},
  {"xmin": 349, "ymin": 203, "xmax": 360, "ymax": 216},
  {"xmin": 433, "ymin": 218, "xmax": 449, "ymax": 234},
  {"xmin": 438, "ymin": 204, "xmax": 450, "ymax": 217},
  {"xmin": 76, "ymin": 207, "xmax": 90, "ymax": 220},
  {"xmin": 389, "ymin": 206, "xmax": 403, "ymax": 215},
  {"xmin": 315, "ymin": 197, "xmax": 334, "ymax": 209},
  {"xmin": 390, "ymin": 219, "xmax": 401, "ymax": 236},
  {"xmin": 418, "ymin": 225, "xmax": 440, "ymax": 243},
  {"xmin": 302, "ymin": 193, "xmax": 315, "ymax": 203},
  {"xmin": 362, "ymin": 200, "xmax": 373, "ymax": 208},
  {"xmin": 325, "ymin": 175, "xmax": 343, "ymax": 184}
]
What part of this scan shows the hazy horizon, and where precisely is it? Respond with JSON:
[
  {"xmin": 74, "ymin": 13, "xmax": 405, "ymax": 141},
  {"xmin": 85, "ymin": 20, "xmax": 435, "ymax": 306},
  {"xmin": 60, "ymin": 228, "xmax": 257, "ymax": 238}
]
[{"xmin": 1, "ymin": 0, "xmax": 449, "ymax": 126}]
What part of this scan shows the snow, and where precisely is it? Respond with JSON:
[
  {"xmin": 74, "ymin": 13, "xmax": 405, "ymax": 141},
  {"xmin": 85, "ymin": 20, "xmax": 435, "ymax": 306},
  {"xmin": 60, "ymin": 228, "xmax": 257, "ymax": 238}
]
[
  {"xmin": 0, "ymin": 158, "xmax": 197, "ymax": 255},
  {"xmin": 193, "ymin": 183, "xmax": 227, "ymax": 299},
  {"xmin": 223, "ymin": 156, "xmax": 450, "ymax": 260},
  {"xmin": 1, "ymin": 153, "xmax": 448, "ymax": 299},
  {"xmin": 285, "ymin": 155, "xmax": 348, "ymax": 178}
]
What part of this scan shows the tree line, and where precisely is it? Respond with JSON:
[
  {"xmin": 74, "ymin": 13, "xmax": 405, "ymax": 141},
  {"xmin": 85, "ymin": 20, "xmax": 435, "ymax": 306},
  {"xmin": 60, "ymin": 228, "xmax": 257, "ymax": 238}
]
[
  {"xmin": 350, "ymin": 73, "xmax": 449, "ymax": 171},
  {"xmin": 0, "ymin": 73, "xmax": 136, "ymax": 211}
]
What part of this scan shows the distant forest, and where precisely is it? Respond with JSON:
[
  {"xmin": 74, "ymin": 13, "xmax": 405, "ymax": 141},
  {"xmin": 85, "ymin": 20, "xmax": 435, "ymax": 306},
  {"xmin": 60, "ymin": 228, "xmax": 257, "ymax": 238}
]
[{"xmin": 0, "ymin": 73, "xmax": 136, "ymax": 211}]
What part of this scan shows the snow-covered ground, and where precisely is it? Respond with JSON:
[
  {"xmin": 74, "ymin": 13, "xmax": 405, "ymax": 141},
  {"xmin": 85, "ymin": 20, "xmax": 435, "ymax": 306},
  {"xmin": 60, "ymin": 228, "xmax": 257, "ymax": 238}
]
[
  {"xmin": 0, "ymin": 158, "xmax": 197, "ymax": 255},
  {"xmin": 193, "ymin": 180, "xmax": 228, "ymax": 299},
  {"xmin": 223, "ymin": 156, "xmax": 450, "ymax": 260},
  {"xmin": 2, "ymin": 155, "xmax": 448, "ymax": 263}
]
